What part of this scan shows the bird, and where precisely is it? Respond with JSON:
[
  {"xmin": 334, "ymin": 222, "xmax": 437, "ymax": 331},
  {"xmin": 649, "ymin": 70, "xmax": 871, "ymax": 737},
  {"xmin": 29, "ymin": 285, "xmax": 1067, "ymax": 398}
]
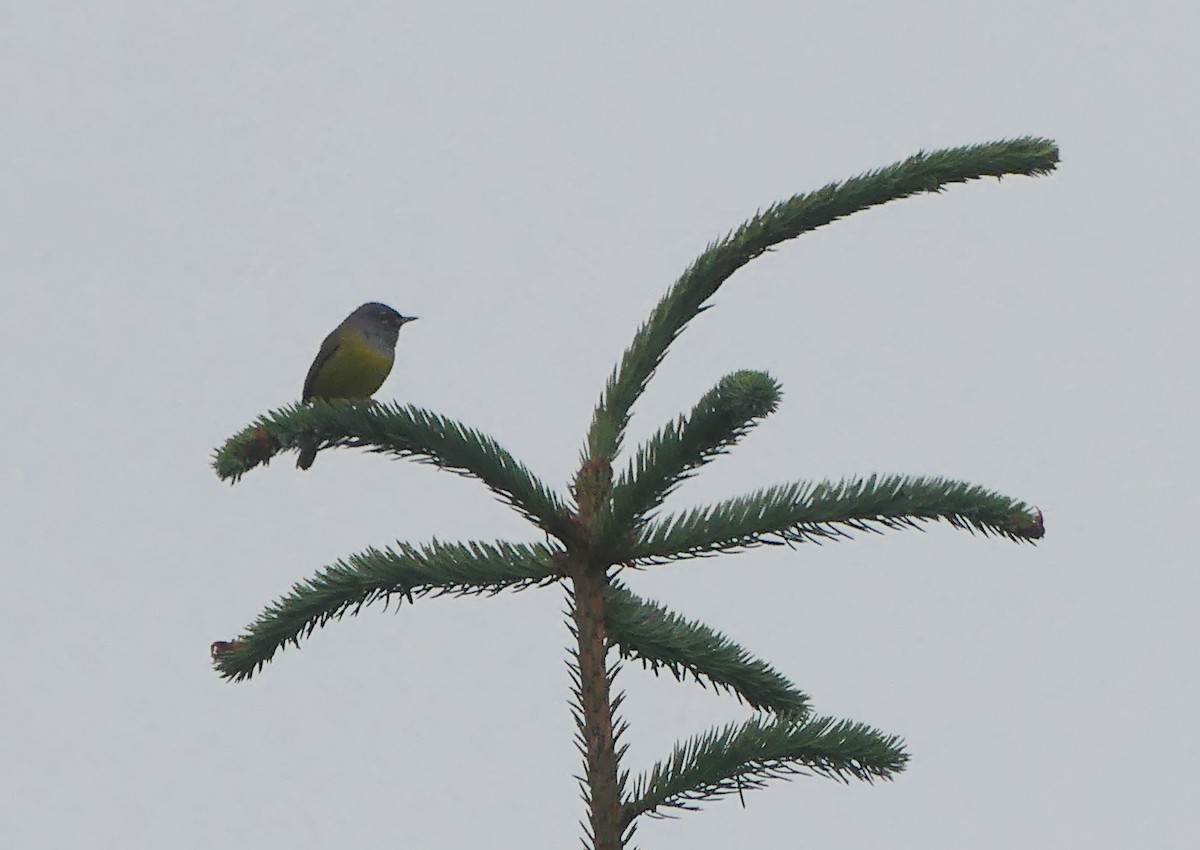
[{"xmin": 296, "ymin": 302, "xmax": 417, "ymax": 470}]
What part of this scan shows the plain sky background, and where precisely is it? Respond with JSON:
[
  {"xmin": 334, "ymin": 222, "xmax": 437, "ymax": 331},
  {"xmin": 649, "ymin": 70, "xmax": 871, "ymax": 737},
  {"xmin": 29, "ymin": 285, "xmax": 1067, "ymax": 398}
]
[{"xmin": 2, "ymin": 2, "xmax": 1196, "ymax": 848}]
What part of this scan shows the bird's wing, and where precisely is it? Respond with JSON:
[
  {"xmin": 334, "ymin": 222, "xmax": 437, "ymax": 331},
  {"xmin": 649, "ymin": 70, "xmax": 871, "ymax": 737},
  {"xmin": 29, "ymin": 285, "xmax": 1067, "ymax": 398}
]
[{"xmin": 301, "ymin": 328, "xmax": 343, "ymax": 401}]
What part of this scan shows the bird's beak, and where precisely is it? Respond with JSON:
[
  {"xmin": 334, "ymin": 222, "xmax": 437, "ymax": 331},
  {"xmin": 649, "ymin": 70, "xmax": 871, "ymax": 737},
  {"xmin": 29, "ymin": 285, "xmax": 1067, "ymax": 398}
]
[{"xmin": 401, "ymin": 316, "xmax": 418, "ymax": 324}]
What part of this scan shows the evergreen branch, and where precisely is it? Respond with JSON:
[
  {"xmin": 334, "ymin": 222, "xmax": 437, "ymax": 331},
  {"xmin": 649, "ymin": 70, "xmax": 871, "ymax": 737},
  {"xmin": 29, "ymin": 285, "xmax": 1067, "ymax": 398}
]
[
  {"xmin": 633, "ymin": 475, "xmax": 1045, "ymax": 562},
  {"xmin": 211, "ymin": 539, "xmax": 561, "ymax": 681},
  {"xmin": 606, "ymin": 582, "xmax": 809, "ymax": 717},
  {"xmin": 212, "ymin": 401, "xmax": 572, "ymax": 539},
  {"xmin": 625, "ymin": 715, "xmax": 907, "ymax": 823},
  {"xmin": 596, "ymin": 371, "xmax": 781, "ymax": 551},
  {"xmin": 585, "ymin": 137, "xmax": 1059, "ymax": 461}
]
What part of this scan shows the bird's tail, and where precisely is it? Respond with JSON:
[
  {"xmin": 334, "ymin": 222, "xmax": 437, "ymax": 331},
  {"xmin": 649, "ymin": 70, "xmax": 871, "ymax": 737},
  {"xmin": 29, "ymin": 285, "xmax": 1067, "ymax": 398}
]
[{"xmin": 296, "ymin": 441, "xmax": 318, "ymax": 470}]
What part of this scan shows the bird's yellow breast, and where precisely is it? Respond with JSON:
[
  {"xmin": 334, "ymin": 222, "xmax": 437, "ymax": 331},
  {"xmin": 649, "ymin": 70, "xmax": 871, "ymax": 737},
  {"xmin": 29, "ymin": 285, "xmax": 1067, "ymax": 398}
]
[{"xmin": 307, "ymin": 329, "xmax": 395, "ymax": 400}]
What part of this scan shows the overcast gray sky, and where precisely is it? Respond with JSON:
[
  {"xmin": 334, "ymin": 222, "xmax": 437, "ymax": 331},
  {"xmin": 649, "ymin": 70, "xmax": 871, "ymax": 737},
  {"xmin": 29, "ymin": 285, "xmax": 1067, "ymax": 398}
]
[{"xmin": 3, "ymin": 2, "xmax": 1196, "ymax": 848}]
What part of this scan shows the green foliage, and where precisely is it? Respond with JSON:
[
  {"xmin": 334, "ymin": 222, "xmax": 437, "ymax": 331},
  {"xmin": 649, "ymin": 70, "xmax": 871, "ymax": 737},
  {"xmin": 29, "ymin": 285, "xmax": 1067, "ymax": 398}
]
[
  {"xmin": 213, "ymin": 540, "xmax": 822, "ymax": 699},
  {"xmin": 632, "ymin": 474, "xmax": 1044, "ymax": 563},
  {"xmin": 212, "ymin": 138, "xmax": 1056, "ymax": 846},
  {"xmin": 213, "ymin": 400, "xmax": 572, "ymax": 539},
  {"xmin": 585, "ymin": 137, "xmax": 1059, "ymax": 462},
  {"xmin": 212, "ymin": 539, "xmax": 561, "ymax": 681},
  {"xmin": 596, "ymin": 370, "xmax": 781, "ymax": 552},
  {"xmin": 625, "ymin": 715, "xmax": 908, "ymax": 822},
  {"xmin": 607, "ymin": 581, "xmax": 809, "ymax": 717}
]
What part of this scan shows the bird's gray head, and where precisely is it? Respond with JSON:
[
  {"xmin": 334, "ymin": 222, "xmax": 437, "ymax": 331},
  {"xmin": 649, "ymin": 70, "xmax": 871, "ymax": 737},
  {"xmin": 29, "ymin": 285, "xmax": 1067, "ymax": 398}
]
[{"xmin": 351, "ymin": 302, "xmax": 418, "ymax": 330}]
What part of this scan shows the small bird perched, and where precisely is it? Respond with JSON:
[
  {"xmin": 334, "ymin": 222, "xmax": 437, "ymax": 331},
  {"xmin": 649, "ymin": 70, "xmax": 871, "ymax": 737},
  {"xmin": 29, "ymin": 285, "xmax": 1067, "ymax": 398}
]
[{"xmin": 296, "ymin": 302, "xmax": 417, "ymax": 470}]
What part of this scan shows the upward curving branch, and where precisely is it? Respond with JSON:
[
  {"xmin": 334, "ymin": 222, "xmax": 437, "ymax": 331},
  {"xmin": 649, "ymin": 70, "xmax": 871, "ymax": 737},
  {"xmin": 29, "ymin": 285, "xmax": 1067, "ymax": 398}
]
[
  {"xmin": 584, "ymin": 137, "xmax": 1059, "ymax": 463},
  {"xmin": 594, "ymin": 370, "xmax": 781, "ymax": 554}
]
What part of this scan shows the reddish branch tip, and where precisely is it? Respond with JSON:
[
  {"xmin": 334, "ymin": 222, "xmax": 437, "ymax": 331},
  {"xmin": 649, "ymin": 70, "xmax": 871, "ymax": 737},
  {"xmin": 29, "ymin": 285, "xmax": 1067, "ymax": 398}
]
[
  {"xmin": 210, "ymin": 639, "xmax": 244, "ymax": 659},
  {"xmin": 238, "ymin": 426, "xmax": 277, "ymax": 466},
  {"xmin": 1007, "ymin": 508, "xmax": 1045, "ymax": 540}
]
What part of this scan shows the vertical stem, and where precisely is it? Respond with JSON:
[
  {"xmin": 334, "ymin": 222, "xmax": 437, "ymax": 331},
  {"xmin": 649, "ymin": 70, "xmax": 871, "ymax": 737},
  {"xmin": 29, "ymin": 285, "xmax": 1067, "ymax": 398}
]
[{"xmin": 570, "ymin": 558, "xmax": 623, "ymax": 850}]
